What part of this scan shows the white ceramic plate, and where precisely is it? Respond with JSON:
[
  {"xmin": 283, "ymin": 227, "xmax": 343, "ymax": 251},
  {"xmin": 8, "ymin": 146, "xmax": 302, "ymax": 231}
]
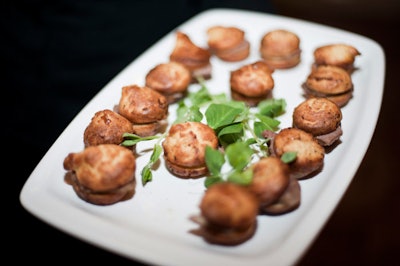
[{"xmin": 20, "ymin": 8, "xmax": 385, "ymax": 266}]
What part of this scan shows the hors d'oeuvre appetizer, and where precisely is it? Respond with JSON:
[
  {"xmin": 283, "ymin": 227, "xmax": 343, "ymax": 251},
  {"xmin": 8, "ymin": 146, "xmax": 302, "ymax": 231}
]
[
  {"xmin": 169, "ymin": 31, "xmax": 212, "ymax": 82},
  {"xmin": 162, "ymin": 121, "xmax": 219, "ymax": 178},
  {"xmin": 248, "ymin": 156, "xmax": 301, "ymax": 215},
  {"xmin": 206, "ymin": 25, "xmax": 250, "ymax": 62},
  {"xmin": 83, "ymin": 109, "xmax": 134, "ymax": 148},
  {"xmin": 293, "ymin": 97, "xmax": 343, "ymax": 147},
  {"xmin": 260, "ymin": 29, "xmax": 301, "ymax": 69},
  {"xmin": 117, "ymin": 85, "xmax": 168, "ymax": 137},
  {"xmin": 270, "ymin": 127, "xmax": 325, "ymax": 180},
  {"xmin": 230, "ymin": 61, "xmax": 274, "ymax": 107},
  {"xmin": 302, "ymin": 65, "xmax": 354, "ymax": 107},
  {"xmin": 145, "ymin": 61, "xmax": 191, "ymax": 104},
  {"xmin": 63, "ymin": 144, "xmax": 136, "ymax": 206},
  {"xmin": 190, "ymin": 182, "xmax": 259, "ymax": 246},
  {"xmin": 313, "ymin": 43, "xmax": 361, "ymax": 73},
  {"xmin": 248, "ymin": 156, "xmax": 290, "ymax": 208}
]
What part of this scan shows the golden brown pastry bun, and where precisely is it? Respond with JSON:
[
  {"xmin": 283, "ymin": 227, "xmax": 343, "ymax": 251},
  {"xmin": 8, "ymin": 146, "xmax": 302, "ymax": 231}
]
[
  {"xmin": 207, "ymin": 25, "xmax": 250, "ymax": 62},
  {"xmin": 145, "ymin": 61, "xmax": 191, "ymax": 104},
  {"xmin": 162, "ymin": 121, "xmax": 218, "ymax": 178},
  {"xmin": 63, "ymin": 144, "xmax": 136, "ymax": 206},
  {"xmin": 260, "ymin": 29, "xmax": 301, "ymax": 69},
  {"xmin": 302, "ymin": 65, "xmax": 353, "ymax": 107},
  {"xmin": 230, "ymin": 61, "xmax": 274, "ymax": 107},
  {"xmin": 248, "ymin": 156, "xmax": 290, "ymax": 208},
  {"xmin": 190, "ymin": 182, "xmax": 258, "ymax": 246},
  {"xmin": 83, "ymin": 109, "xmax": 134, "ymax": 148},
  {"xmin": 293, "ymin": 97, "xmax": 343, "ymax": 146},
  {"xmin": 271, "ymin": 127, "xmax": 325, "ymax": 179},
  {"xmin": 313, "ymin": 43, "xmax": 361, "ymax": 73},
  {"xmin": 169, "ymin": 31, "xmax": 212, "ymax": 82},
  {"xmin": 117, "ymin": 84, "xmax": 168, "ymax": 136}
]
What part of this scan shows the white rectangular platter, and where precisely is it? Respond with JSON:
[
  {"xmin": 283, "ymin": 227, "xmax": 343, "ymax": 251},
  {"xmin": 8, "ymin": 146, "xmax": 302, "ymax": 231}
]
[{"xmin": 20, "ymin": 8, "xmax": 385, "ymax": 266}]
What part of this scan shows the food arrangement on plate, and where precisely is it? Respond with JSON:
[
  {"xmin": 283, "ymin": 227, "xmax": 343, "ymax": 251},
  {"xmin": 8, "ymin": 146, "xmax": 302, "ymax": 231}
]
[
  {"xmin": 62, "ymin": 22, "xmax": 361, "ymax": 247},
  {"xmin": 17, "ymin": 8, "xmax": 386, "ymax": 266}
]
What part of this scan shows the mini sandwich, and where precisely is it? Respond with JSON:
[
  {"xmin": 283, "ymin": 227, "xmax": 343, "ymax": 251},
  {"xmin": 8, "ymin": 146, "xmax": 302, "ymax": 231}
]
[
  {"xmin": 293, "ymin": 97, "xmax": 343, "ymax": 147},
  {"xmin": 302, "ymin": 65, "xmax": 354, "ymax": 107},
  {"xmin": 230, "ymin": 60, "xmax": 274, "ymax": 107},
  {"xmin": 117, "ymin": 84, "xmax": 169, "ymax": 137},
  {"xmin": 248, "ymin": 156, "xmax": 300, "ymax": 215},
  {"xmin": 190, "ymin": 182, "xmax": 259, "ymax": 246},
  {"xmin": 270, "ymin": 127, "xmax": 325, "ymax": 180},
  {"xmin": 206, "ymin": 25, "xmax": 250, "ymax": 62},
  {"xmin": 260, "ymin": 29, "xmax": 301, "ymax": 69},
  {"xmin": 63, "ymin": 144, "xmax": 136, "ymax": 206},
  {"xmin": 248, "ymin": 156, "xmax": 290, "ymax": 208},
  {"xmin": 169, "ymin": 31, "xmax": 212, "ymax": 82},
  {"xmin": 83, "ymin": 109, "xmax": 134, "ymax": 148},
  {"xmin": 145, "ymin": 61, "xmax": 191, "ymax": 104},
  {"xmin": 162, "ymin": 121, "xmax": 218, "ymax": 178},
  {"xmin": 313, "ymin": 43, "xmax": 361, "ymax": 73}
]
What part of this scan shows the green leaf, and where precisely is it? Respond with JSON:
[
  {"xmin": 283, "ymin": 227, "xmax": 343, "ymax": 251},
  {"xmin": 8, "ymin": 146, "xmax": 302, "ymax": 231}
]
[
  {"xmin": 205, "ymin": 146, "xmax": 225, "ymax": 176},
  {"xmin": 189, "ymin": 86, "xmax": 213, "ymax": 106},
  {"xmin": 244, "ymin": 138, "xmax": 257, "ymax": 146},
  {"xmin": 255, "ymin": 114, "xmax": 280, "ymax": 130},
  {"xmin": 149, "ymin": 144, "xmax": 162, "ymax": 163},
  {"xmin": 205, "ymin": 103, "xmax": 244, "ymax": 129},
  {"xmin": 121, "ymin": 133, "xmax": 159, "ymax": 146},
  {"xmin": 217, "ymin": 123, "xmax": 244, "ymax": 145},
  {"xmin": 174, "ymin": 102, "xmax": 203, "ymax": 124},
  {"xmin": 281, "ymin": 151, "xmax": 297, "ymax": 164},
  {"xmin": 225, "ymin": 141, "xmax": 254, "ymax": 171},
  {"xmin": 141, "ymin": 144, "xmax": 163, "ymax": 186},
  {"xmin": 217, "ymin": 122, "xmax": 243, "ymax": 137},
  {"xmin": 204, "ymin": 176, "xmax": 223, "ymax": 188},
  {"xmin": 141, "ymin": 165, "xmax": 152, "ymax": 185},
  {"xmin": 253, "ymin": 121, "xmax": 270, "ymax": 138},
  {"xmin": 227, "ymin": 168, "xmax": 253, "ymax": 185},
  {"xmin": 187, "ymin": 105, "xmax": 203, "ymax": 122},
  {"xmin": 258, "ymin": 98, "xmax": 287, "ymax": 117},
  {"xmin": 175, "ymin": 101, "xmax": 189, "ymax": 123}
]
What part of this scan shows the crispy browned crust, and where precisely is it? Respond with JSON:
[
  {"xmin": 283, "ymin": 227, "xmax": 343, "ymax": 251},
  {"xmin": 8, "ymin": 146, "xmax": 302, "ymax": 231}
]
[
  {"xmin": 83, "ymin": 109, "xmax": 134, "ymax": 147},
  {"xmin": 117, "ymin": 85, "xmax": 169, "ymax": 136},
  {"xmin": 313, "ymin": 43, "xmax": 361, "ymax": 71},
  {"xmin": 162, "ymin": 121, "xmax": 218, "ymax": 178},
  {"xmin": 63, "ymin": 144, "xmax": 136, "ymax": 205},
  {"xmin": 207, "ymin": 26, "xmax": 250, "ymax": 62},
  {"xmin": 169, "ymin": 31, "xmax": 212, "ymax": 80},
  {"xmin": 248, "ymin": 156, "xmax": 290, "ymax": 207},
  {"xmin": 272, "ymin": 128, "xmax": 325, "ymax": 179},
  {"xmin": 260, "ymin": 29, "xmax": 301, "ymax": 69},
  {"xmin": 145, "ymin": 61, "xmax": 191, "ymax": 103},
  {"xmin": 304, "ymin": 65, "xmax": 353, "ymax": 95},
  {"xmin": 293, "ymin": 97, "xmax": 342, "ymax": 136},
  {"xmin": 230, "ymin": 61, "xmax": 274, "ymax": 106},
  {"xmin": 190, "ymin": 182, "xmax": 258, "ymax": 246}
]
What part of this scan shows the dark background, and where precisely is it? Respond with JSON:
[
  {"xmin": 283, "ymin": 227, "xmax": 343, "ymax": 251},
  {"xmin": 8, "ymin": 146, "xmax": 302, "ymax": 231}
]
[{"xmin": 6, "ymin": 0, "xmax": 399, "ymax": 265}]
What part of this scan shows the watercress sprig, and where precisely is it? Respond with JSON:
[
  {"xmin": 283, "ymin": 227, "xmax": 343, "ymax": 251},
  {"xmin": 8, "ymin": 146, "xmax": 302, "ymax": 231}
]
[{"xmin": 121, "ymin": 132, "xmax": 166, "ymax": 186}]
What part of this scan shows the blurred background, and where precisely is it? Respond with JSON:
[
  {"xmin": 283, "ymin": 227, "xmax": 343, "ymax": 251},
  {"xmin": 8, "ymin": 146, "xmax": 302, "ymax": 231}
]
[{"xmin": 5, "ymin": 0, "xmax": 399, "ymax": 265}]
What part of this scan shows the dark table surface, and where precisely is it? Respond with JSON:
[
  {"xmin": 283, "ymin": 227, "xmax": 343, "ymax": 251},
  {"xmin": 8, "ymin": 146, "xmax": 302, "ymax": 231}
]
[{"xmin": 7, "ymin": 1, "xmax": 399, "ymax": 265}]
